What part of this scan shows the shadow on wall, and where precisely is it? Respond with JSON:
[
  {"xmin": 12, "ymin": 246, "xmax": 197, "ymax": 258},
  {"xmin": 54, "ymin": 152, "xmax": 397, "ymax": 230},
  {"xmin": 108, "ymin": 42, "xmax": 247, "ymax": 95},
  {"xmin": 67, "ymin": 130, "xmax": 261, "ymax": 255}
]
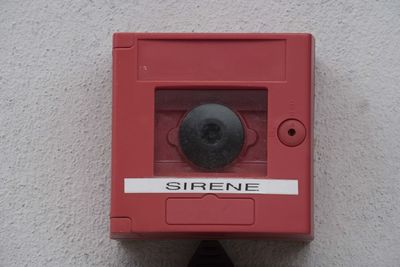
[
  {"xmin": 118, "ymin": 239, "xmax": 308, "ymax": 266},
  {"xmin": 223, "ymin": 240, "xmax": 310, "ymax": 267},
  {"xmin": 118, "ymin": 240, "xmax": 198, "ymax": 266}
]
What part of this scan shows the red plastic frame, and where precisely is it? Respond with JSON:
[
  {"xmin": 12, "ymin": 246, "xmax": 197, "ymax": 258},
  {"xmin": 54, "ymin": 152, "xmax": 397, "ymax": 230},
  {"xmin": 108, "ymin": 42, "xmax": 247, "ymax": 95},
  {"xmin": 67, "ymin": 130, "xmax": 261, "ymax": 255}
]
[{"xmin": 111, "ymin": 33, "xmax": 314, "ymax": 240}]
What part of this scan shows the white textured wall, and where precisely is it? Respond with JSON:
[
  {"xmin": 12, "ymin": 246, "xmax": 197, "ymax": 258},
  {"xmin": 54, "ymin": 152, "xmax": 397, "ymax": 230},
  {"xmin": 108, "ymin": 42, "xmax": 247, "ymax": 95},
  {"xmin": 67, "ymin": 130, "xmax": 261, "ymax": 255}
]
[{"xmin": 1, "ymin": 0, "xmax": 399, "ymax": 266}]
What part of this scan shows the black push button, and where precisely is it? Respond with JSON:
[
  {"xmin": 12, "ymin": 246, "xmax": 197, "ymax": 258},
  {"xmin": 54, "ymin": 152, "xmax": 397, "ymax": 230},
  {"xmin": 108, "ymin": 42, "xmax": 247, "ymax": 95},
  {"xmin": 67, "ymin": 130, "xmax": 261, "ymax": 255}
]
[{"xmin": 179, "ymin": 103, "xmax": 244, "ymax": 171}]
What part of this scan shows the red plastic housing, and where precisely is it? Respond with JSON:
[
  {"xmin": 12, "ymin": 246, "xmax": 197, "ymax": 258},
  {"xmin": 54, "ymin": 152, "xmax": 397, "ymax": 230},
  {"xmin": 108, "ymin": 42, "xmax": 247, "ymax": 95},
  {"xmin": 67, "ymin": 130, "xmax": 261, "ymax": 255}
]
[{"xmin": 111, "ymin": 33, "xmax": 314, "ymax": 240}]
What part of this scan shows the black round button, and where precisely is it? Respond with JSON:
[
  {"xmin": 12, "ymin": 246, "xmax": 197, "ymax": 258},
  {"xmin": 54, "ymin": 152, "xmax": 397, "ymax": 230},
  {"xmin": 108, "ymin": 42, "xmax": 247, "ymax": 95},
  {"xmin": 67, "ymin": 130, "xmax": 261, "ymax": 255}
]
[{"xmin": 179, "ymin": 103, "xmax": 244, "ymax": 171}]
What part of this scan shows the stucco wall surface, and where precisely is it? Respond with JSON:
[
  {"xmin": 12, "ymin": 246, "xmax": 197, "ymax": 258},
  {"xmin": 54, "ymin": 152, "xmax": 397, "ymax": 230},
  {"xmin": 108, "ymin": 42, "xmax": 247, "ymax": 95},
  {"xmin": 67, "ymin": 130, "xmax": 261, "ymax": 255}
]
[{"xmin": 1, "ymin": 0, "xmax": 399, "ymax": 266}]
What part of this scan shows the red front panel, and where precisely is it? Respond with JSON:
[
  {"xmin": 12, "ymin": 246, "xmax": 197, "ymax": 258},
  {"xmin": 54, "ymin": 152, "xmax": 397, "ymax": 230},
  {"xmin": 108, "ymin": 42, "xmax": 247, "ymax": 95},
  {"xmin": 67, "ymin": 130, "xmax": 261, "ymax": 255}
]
[{"xmin": 111, "ymin": 33, "xmax": 314, "ymax": 240}]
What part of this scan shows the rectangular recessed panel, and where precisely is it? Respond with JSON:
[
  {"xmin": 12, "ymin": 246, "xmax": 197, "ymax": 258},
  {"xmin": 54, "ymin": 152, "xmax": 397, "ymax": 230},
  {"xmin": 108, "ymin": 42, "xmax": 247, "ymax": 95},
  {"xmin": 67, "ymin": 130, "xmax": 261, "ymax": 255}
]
[
  {"xmin": 138, "ymin": 39, "xmax": 286, "ymax": 81},
  {"xmin": 166, "ymin": 196, "xmax": 255, "ymax": 225},
  {"xmin": 154, "ymin": 89, "xmax": 267, "ymax": 177}
]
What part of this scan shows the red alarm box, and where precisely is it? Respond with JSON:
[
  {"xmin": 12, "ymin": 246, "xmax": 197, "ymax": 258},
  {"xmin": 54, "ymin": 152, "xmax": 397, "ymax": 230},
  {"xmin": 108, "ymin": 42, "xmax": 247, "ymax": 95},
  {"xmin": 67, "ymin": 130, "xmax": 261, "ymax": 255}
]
[{"xmin": 111, "ymin": 33, "xmax": 314, "ymax": 240}]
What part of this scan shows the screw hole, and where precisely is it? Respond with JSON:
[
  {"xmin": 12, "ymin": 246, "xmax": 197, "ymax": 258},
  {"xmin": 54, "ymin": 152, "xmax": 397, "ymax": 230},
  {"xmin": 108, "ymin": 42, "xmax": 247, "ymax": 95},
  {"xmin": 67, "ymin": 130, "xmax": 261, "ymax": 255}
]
[
  {"xmin": 288, "ymin": 128, "xmax": 296, "ymax": 136},
  {"xmin": 201, "ymin": 123, "xmax": 222, "ymax": 144}
]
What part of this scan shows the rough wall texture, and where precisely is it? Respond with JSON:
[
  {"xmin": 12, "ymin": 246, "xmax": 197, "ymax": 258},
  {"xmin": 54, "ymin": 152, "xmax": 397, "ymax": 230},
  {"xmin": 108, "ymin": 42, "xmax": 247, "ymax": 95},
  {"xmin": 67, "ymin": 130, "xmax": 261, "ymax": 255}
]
[{"xmin": 1, "ymin": 0, "xmax": 399, "ymax": 266}]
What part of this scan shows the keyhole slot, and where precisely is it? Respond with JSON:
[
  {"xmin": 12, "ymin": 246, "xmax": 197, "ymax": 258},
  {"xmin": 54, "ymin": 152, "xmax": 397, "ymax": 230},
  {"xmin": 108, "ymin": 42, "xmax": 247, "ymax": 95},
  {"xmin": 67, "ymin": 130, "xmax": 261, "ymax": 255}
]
[{"xmin": 288, "ymin": 128, "xmax": 296, "ymax": 136}]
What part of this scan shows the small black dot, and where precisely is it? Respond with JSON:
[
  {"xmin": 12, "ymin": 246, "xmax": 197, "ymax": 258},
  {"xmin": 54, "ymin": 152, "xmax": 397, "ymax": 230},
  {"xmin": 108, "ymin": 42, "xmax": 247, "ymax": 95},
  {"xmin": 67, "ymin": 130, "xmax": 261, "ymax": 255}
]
[{"xmin": 288, "ymin": 128, "xmax": 296, "ymax": 136}]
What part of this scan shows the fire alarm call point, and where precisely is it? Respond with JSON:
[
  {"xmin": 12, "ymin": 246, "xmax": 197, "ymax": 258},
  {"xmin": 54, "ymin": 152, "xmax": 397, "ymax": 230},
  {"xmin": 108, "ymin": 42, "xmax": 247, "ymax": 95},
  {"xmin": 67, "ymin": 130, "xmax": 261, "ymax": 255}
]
[{"xmin": 111, "ymin": 33, "xmax": 314, "ymax": 240}]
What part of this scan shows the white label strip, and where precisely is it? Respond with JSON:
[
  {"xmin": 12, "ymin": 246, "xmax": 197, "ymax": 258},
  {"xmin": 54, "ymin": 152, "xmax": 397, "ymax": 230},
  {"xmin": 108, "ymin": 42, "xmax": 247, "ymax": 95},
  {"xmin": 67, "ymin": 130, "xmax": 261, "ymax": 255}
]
[{"xmin": 124, "ymin": 178, "xmax": 298, "ymax": 195}]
